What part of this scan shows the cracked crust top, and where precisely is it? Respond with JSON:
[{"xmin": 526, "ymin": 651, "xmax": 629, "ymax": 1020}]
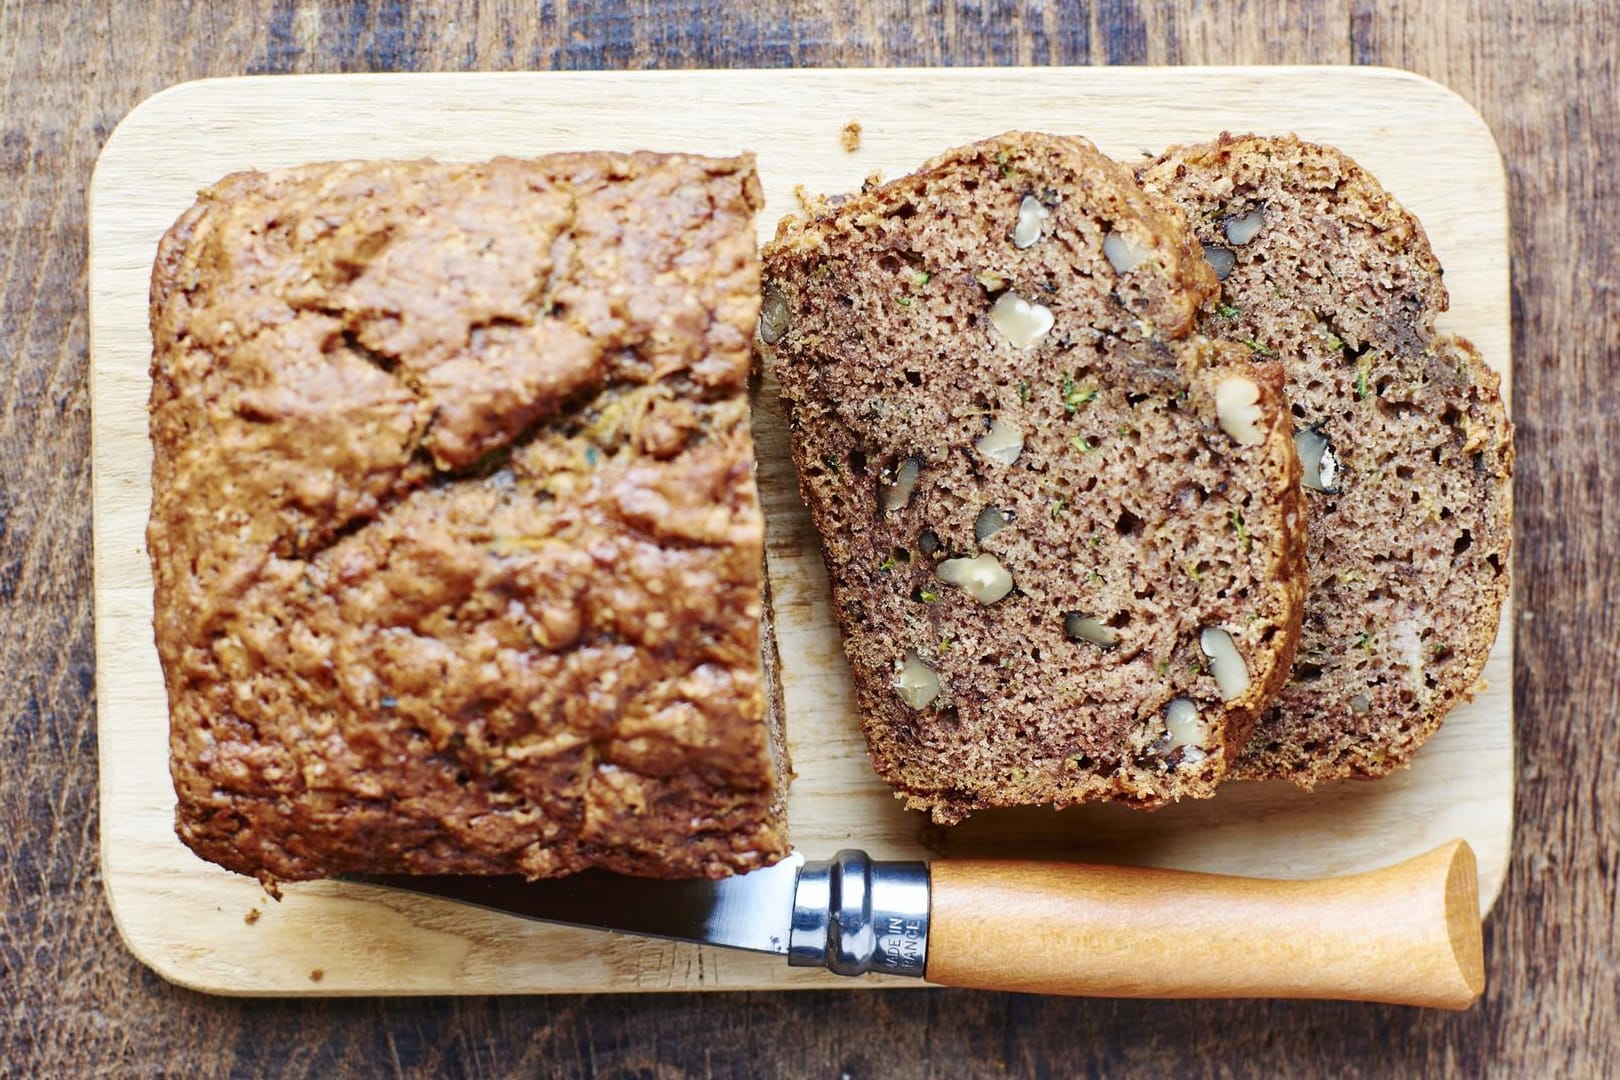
[{"xmin": 148, "ymin": 153, "xmax": 789, "ymax": 885}]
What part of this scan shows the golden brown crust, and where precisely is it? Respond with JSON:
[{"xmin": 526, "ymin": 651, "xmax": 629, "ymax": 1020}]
[
  {"xmin": 764, "ymin": 132, "xmax": 1306, "ymax": 822},
  {"xmin": 149, "ymin": 153, "xmax": 788, "ymax": 884},
  {"xmin": 1140, "ymin": 134, "xmax": 1514, "ymax": 785}
]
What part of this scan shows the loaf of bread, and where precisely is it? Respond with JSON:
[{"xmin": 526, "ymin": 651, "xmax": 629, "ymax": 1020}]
[
  {"xmin": 148, "ymin": 153, "xmax": 790, "ymax": 885},
  {"xmin": 762, "ymin": 132, "xmax": 1307, "ymax": 823},
  {"xmin": 1139, "ymin": 134, "xmax": 1513, "ymax": 785}
]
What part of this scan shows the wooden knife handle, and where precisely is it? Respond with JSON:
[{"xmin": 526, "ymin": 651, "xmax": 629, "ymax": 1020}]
[{"xmin": 924, "ymin": 839, "xmax": 1484, "ymax": 1008}]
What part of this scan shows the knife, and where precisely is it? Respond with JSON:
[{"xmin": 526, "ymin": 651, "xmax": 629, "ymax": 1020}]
[{"xmin": 353, "ymin": 839, "xmax": 1484, "ymax": 1008}]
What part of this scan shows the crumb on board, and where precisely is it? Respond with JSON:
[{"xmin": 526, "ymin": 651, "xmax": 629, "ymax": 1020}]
[
  {"xmin": 309, "ymin": 968, "xmax": 324, "ymax": 983},
  {"xmin": 841, "ymin": 120, "xmax": 862, "ymax": 152},
  {"xmin": 793, "ymin": 183, "xmax": 831, "ymax": 216},
  {"xmin": 244, "ymin": 907, "xmax": 261, "ymax": 925}
]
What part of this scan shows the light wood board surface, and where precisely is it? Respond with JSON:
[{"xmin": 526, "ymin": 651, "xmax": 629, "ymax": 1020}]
[{"xmin": 88, "ymin": 67, "xmax": 1513, "ymax": 997}]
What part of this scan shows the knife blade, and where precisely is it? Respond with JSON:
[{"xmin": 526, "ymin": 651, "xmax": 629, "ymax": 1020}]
[
  {"xmin": 351, "ymin": 840, "xmax": 1485, "ymax": 1008},
  {"xmin": 357, "ymin": 853, "xmax": 809, "ymax": 958}
]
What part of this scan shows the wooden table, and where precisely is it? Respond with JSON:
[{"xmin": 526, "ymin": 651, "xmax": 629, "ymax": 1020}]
[{"xmin": 3, "ymin": 1, "xmax": 1613, "ymax": 1074}]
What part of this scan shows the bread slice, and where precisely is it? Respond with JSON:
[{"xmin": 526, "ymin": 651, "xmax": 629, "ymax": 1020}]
[
  {"xmin": 1139, "ymin": 134, "xmax": 1513, "ymax": 785},
  {"xmin": 763, "ymin": 132, "xmax": 1307, "ymax": 823},
  {"xmin": 149, "ymin": 154, "xmax": 790, "ymax": 885}
]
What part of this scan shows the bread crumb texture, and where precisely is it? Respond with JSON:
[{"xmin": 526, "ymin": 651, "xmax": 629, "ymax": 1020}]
[
  {"xmin": 149, "ymin": 153, "xmax": 788, "ymax": 884},
  {"xmin": 764, "ymin": 132, "xmax": 1307, "ymax": 823},
  {"xmin": 1139, "ymin": 133, "xmax": 1513, "ymax": 784}
]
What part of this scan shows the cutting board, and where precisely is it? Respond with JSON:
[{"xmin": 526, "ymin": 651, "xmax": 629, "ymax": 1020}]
[{"xmin": 89, "ymin": 67, "xmax": 1514, "ymax": 996}]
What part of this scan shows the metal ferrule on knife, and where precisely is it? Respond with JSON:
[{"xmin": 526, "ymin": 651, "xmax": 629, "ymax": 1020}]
[{"xmin": 789, "ymin": 851, "xmax": 929, "ymax": 978}]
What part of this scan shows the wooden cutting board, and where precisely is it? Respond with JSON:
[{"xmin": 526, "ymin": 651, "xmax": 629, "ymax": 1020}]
[{"xmin": 88, "ymin": 66, "xmax": 1514, "ymax": 996}]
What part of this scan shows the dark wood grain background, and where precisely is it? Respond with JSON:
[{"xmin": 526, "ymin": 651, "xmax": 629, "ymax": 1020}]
[{"xmin": 3, "ymin": 1, "xmax": 1615, "ymax": 1075}]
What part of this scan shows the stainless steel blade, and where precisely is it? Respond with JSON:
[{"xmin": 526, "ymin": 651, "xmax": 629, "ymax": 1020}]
[{"xmin": 350, "ymin": 852, "xmax": 804, "ymax": 955}]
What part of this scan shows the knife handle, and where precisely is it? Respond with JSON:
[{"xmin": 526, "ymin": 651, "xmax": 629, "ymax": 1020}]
[{"xmin": 923, "ymin": 839, "xmax": 1484, "ymax": 1009}]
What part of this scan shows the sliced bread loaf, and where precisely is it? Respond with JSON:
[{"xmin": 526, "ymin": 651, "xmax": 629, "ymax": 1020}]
[
  {"xmin": 1139, "ymin": 133, "xmax": 1513, "ymax": 785},
  {"xmin": 763, "ymin": 132, "xmax": 1307, "ymax": 822},
  {"xmin": 149, "ymin": 154, "xmax": 789, "ymax": 884}
]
